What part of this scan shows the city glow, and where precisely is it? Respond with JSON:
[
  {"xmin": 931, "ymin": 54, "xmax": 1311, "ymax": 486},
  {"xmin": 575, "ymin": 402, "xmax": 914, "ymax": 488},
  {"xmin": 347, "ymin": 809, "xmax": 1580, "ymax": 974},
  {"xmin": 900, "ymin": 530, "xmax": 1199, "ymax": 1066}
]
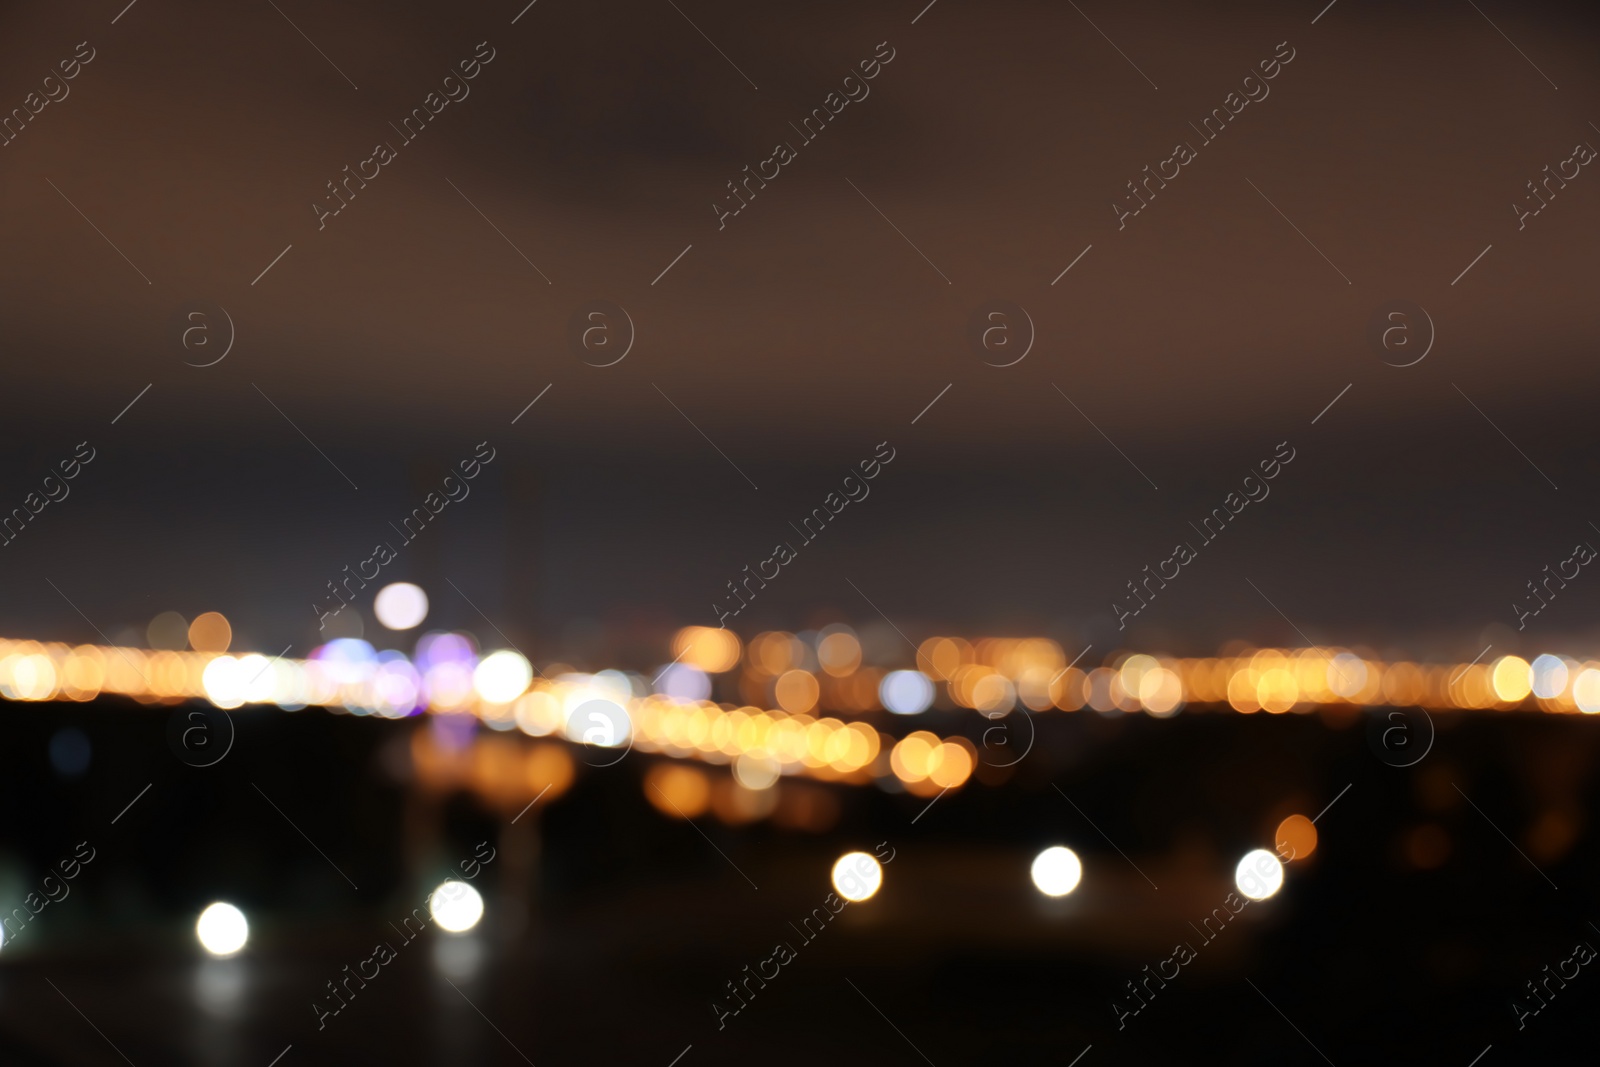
[
  {"xmin": 429, "ymin": 880, "xmax": 485, "ymax": 933},
  {"xmin": 1, "ymin": 631, "xmax": 1598, "ymax": 812},
  {"xmin": 1030, "ymin": 846, "xmax": 1083, "ymax": 897},
  {"xmin": 196, "ymin": 902, "xmax": 249, "ymax": 956}
]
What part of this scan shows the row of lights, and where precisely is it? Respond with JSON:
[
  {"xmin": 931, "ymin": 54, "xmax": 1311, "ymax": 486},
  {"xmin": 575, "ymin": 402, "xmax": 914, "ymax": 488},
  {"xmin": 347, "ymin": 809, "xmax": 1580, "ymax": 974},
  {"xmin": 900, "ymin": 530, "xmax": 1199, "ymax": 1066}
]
[
  {"xmin": 827, "ymin": 842, "xmax": 1299, "ymax": 904},
  {"xmin": 507, "ymin": 682, "xmax": 979, "ymax": 791},
  {"xmin": 691, "ymin": 626, "xmax": 1600, "ymax": 717},
  {"xmin": 189, "ymin": 837, "xmax": 1297, "ymax": 960},
  {"xmin": 899, "ymin": 646, "xmax": 1600, "ymax": 717},
  {"xmin": 0, "ymin": 629, "xmax": 986, "ymax": 792},
  {"xmin": 5, "ymin": 632, "xmax": 1597, "ymax": 804},
  {"xmin": 3, "ymin": 590, "xmax": 1597, "ymax": 808},
  {"xmin": 6, "ymin": 614, "xmax": 1598, "ymax": 718},
  {"xmin": 190, "ymin": 879, "xmax": 484, "ymax": 958},
  {"xmin": 6, "ymin": 582, "xmax": 1599, "ymax": 716}
]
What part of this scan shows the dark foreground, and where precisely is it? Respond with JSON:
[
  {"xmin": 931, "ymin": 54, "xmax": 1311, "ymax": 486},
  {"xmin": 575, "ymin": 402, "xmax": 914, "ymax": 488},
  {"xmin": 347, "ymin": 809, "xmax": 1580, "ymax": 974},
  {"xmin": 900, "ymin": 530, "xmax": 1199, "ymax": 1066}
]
[{"xmin": 1, "ymin": 698, "xmax": 1595, "ymax": 1065}]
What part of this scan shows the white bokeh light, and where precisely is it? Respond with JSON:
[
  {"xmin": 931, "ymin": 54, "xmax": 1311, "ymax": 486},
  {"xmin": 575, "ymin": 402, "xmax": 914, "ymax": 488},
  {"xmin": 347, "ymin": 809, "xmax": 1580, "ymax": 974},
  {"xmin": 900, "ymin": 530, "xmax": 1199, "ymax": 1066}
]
[
  {"xmin": 201, "ymin": 656, "xmax": 245, "ymax": 710},
  {"xmin": 429, "ymin": 880, "xmax": 484, "ymax": 933},
  {"xmin": 196, "ymin": 902, "xmax": 249, "ymax": 956},
  {"xmin": 831, "ymin": 852, "xmax": 883, "ymax": 902},
  {"xmin": 1531, "ymin": 654, "xmax": 1569, "ymax": 700},
  {"xmin": 1030, "ymin": 846, "xmax": 1083, "ymax": 897},
  {"xmin": 880, "ymin": 669, "xmax": 935, "ymax": 715},
  {"xmin": 1328, "ymin": 653, "xmax": 1368, "ymax": 698},
  {"xmin": 373, "ymin": 583, "xmax": 429, "ymax": 631},
  {"xmin": 656, "ymin": 663, "xmax": 711, "ymax": 702},
  {"xmin": 1575, "ymin": 667, "xmax": 1600, "ymax": 713},
  {"xmin": 474, "ymin": 650, "xmax": 533, "ymax": 704},
  {"xmin": 1234, "ymin": 849, "xmax": 1285, "ymax": 901},
  {"xmin": 733, "ymin": 753, "xmax": 781, "ymax": 790}
]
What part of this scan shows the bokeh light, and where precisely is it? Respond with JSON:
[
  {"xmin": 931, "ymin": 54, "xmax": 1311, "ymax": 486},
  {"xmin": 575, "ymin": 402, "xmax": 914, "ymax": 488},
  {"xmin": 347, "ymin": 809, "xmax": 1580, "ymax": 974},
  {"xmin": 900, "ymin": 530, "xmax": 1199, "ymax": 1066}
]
[
  {"xmin": 733, "ymin": 753, "xmax": 781, "ymax": 790},
  {"xmin": 1138, "ymin": 666, "xmax": 1184, "ymax": 716},
  {"xmin": 1275, "ymin": 814, "xmax": 1317, "ymax": 861},
  {"xmin": 474, "ymin": 650, "xmax": 533, "ymax": 704},
  {"xmin": 1531, "ymin": 654, "xmax": 1569, "ymax": 700},
  {"xmin": 373, "ymin": 582, "xmax": 429, "ymax": 630},
  {"xmin": 425, "ymin": 662, "xmax": 478, "ymax": 712},
  {"xmin": 314, "ymin": 639, "xmax": 379, "ymax": 686},
  {"xmin": 188, "ymin": 612, "xmax": 232, "ymax": 653},
  {"xmin": 1030, "ymin": 846, "xmax": 1083, "ymax": 897},
  {"xmin": 890, "ymin": 731, "xmax": 941, "ymax": 783},
  {"xmin": 926, "ymin": 741, "xmax": 975, "ymax": 789},
  {"xmin": 563, "ymin": 694, "xmax": 632, "ymax": 749},
  {"xmin": 196, "ymin": 902, "xmax": 249, "ymax": 956},
  {"xmin": 751, "ymin": 631, "xmax": 803, "ymax": 675},
  {"xmin": 880, "ymin": 669, "xmax": 935, "ymax": 715},
  {"xmin": 1490, "ymin": 655, "xmax": 1532, "ymax": 703},
  {"xmin": 429, "ymin": 880, "xmax": 484, "ymax": 933},
  {"xmin": 831, "ymin": 851, "xmax": 883, "ymax": 902},
  {"xmin": 774, "ymin": 669, "xmax": 820, "ymax": 714},
  {"xmin": 1328, "ymin": 653, "xmax": 1368, "ymax": 698},
  {"xmin": 645, "ymin": 763, "xmax": 711, "ymax": 818},
  {"xmin": 1577, "ymin": 668, "xmax": 1600, "ymax": 714},
  {"xmin": 817, "ymin": 628, "xmax": 862, "ymax": 677},
  {"xmin": 1235, "ymin": 848, "xmax": 1285, "ymax": 900},
  {"xmin": 147, "ymin": 611, "xmax": 189, "ymax": 650},
  {"xmin": 655, "ymin": 663, "xmax": 711, "ymax": 702},
  {"xmin": 672, "ymin": 626, "xmax": 741, "ymax": 673},
  {"xmin": 201, "ymin": 657, "xmax": 247, "ymax": 710}
]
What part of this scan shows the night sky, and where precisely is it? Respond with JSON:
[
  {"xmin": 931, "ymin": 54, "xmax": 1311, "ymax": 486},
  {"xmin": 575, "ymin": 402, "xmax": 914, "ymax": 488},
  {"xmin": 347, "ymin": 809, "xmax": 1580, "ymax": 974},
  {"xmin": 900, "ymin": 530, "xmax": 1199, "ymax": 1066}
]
[{"xmin": 2, "ymin": 0, "xmax": 1598, "ymax": 658}]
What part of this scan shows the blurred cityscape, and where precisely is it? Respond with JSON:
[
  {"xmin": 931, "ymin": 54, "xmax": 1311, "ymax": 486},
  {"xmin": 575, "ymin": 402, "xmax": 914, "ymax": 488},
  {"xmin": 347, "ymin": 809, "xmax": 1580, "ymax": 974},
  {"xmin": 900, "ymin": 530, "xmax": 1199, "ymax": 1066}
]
[{"xmin": 6, "ymin": 0, "xmax": 1600, "ymax": 1062}]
